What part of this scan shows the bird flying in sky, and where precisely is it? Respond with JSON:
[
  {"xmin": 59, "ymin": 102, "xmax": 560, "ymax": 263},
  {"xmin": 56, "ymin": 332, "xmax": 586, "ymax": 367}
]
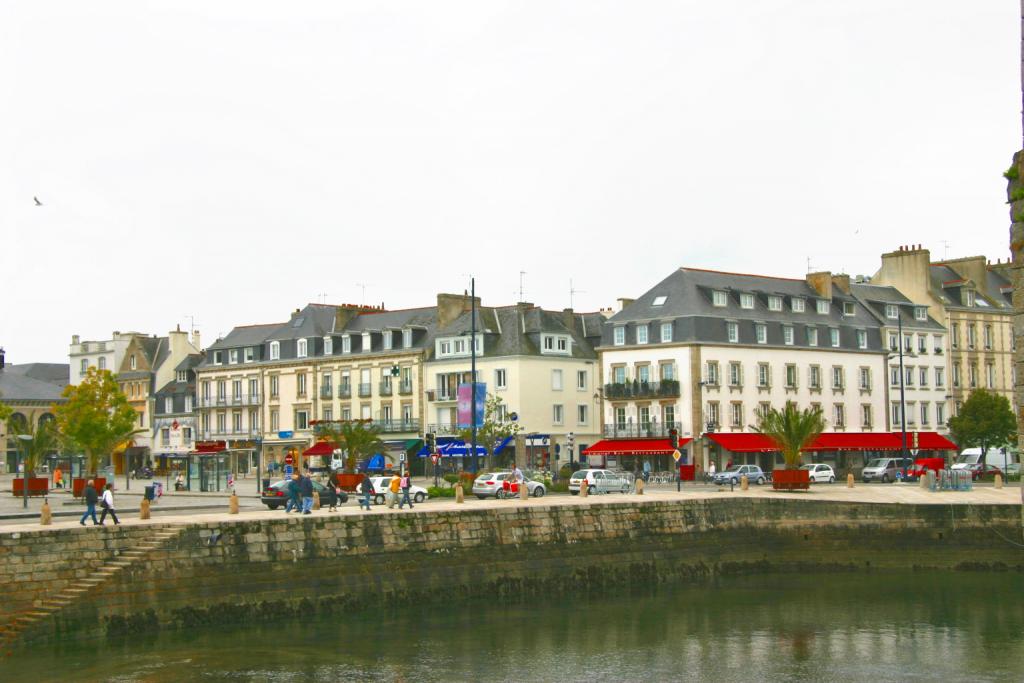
[{"xmin": 33, "ymin": 196, "xmax": 42, "ymax": 206}]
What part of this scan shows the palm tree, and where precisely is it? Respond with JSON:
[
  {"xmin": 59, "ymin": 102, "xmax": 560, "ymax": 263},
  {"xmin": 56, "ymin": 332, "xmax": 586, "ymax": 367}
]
[
  {"xmin": 755, "ymin": 402, "xmax": 825, "ymax": 470},
  {"xmin": 7, "ymin": 417, "xmax": 61, "ymax": 477},
  {"xmin": 320, "ymin": 420, "xmax": 386, "ymax": 473}
]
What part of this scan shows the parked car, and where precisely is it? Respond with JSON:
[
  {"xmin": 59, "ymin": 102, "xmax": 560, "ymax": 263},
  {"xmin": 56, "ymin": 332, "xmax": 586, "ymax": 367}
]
[
  {"xmin": 952, "ymin": 447, "xmax": 1018, "ymax": 474},
  {"xmin": 568, "ymin": 469, "xmax": 633, "ymax": 495},
  {"xmin": 1006, "ymin": 463, "xmax": 1021, "ymax": 477},
  {"xmin": 367, "ymin": 476, "xmax": 428, "ymax": 505},
  {"xmin": 962, "ymin": 463, "xmax": 1003, "ymax": 481},
  {"xmin": 712, "ymin": 465, "xmax": 767, "ymax": 486},
  {"xmin": 799, "ymin": 463, "xmax": 835, "ymax": 484},
  {"xmin": 861, "ymin": 457, "xmax": 913, "ymax": 483},
  {"xmin": 261, "ymin": 479, "xmax": 348, "ymax": 509},
  {"xmin": 472, "ymin": 472, "xmax": 547, "ymax": 499}
]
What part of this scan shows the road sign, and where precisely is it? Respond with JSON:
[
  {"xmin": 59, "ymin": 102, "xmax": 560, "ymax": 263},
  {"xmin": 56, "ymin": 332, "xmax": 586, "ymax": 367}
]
[
  {"xmin": 284, "ymin": 453, "xmax": 294, "ymax": 465},
  {"xmin": 431, "ymin": 454, "xmax": 440, "ymax": 465},
  {"xmin": 284, "ymin": 464, "xmax": 293, "ymax": 477},
  {"xmin": 399, "ymin": 452, "xmax": 406, "ymax": 462},
  {"xmin": 910, "ymin": 431, "xmax": 920, "ymax": 456},
  {"xmin": 672, "ymin": 449, "xmax": 682, "ymax": 463}
]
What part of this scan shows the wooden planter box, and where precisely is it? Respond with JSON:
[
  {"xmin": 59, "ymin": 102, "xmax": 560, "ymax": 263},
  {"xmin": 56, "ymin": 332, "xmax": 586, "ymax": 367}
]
[
  {"xmin": 772, "ymin": 469, "xmax": 810, "ymax": 491},
  {"xmin": 12, "ymin": 478, "xmax": 49, "ymax": 497},
  {"xmin": 72, "ymin": 477, "xmax": 107, "ymax": 498},
  {"xmin": 332, "ymin": 473, "xmax": 365, "ymax": 492}
]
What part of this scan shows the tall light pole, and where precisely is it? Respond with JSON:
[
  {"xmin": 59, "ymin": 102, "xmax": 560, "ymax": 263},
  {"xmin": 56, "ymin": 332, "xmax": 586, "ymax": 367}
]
[
  {"xmin": 17, "ymin": 434, "xmax": 32, "ymax": 509},
  {"xmin": 894, "ymin": 313, "xmax": 909, "ymax": 479},
  {"xmin": 470, "ymin": 277, "xmax": 478, "ymax": 473}
]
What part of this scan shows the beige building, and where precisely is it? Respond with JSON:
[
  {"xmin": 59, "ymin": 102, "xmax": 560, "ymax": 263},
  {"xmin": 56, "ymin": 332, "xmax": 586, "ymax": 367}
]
[{"xmin": 873, "ymin": 246, "xmax": 1014, "ymax": 417}]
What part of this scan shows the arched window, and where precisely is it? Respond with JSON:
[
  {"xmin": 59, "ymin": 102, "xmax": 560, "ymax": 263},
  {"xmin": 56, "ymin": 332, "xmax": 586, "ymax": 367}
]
[
  {"xmin": 9, "ymin": 413, "xmax": 28, "ymax": 433},
  {"xmin": 38, "ymin": 413, "xmax": 54, "ymax": 427}
]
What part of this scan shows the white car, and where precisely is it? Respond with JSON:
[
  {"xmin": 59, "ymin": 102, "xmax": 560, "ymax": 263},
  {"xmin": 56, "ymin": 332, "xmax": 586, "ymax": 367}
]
[
  {"xmin": 568, "ymin": 469, "xmax": 633, "ymax": 495},
  {"xmin": 367, "ymin": 476, "xmax": 428, "ymax": 505},
  {"xmin": 800, "ymin": 463, "xmax": 836, "ymax": 483},
  {"xmin": 472, "ymin": 472, "xmax": 546, "ymax": 499}
]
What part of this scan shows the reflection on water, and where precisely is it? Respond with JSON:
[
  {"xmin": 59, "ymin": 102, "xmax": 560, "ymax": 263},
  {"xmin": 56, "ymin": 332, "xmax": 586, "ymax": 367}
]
[{"xmin": 7, "ymin": 572, "xmax": 1024, "ymax": 682}]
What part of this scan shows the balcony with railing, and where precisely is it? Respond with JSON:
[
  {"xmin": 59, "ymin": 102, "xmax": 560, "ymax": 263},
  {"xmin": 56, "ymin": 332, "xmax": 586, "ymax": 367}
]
[
  {"xmin": 398, "ymin": 380, "xmax": 413, "ymax": 395},
  {"xmin": 320, "ymin": 385, "xmax": 333, "ymax": 399},
  {"xmin": 602, "ymin": 421, "xmax": 683, "ymax": 438},
  {"xmin": 603, "ymin": 380, "xmax": 680, "ymax": 401},
  {"xmin": 197, "ymin": 394, "xmax": 262, "ymax": 409},
  {"xmin": 379, "ymin": 381, "xmax": 393, "ymax": 397},
  {"xmin": 198, "ymin": 428, "xmax": 261, "ymax": 441},
  {"xmin": 426, "ymin": 422, "xmax": 461, "ymax": 435},
  {"xmin": 338, "ymin": 383, "xmax": 352, "ymax": 398},
  {"xmin": 373, "ymin": 419, "xmax": 420, "ymax": 434},
  {"xmin": 358, "ymin": 383, "xmax": 372, "ymax": 398}
]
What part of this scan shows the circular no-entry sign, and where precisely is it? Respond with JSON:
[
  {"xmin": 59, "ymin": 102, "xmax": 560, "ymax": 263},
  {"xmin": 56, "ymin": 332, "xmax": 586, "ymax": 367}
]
[
  {"xmin": 431, "ymin": 454, "xmax": 440, "ymax": 465},
  {"xmin": 285, "ymin": 453, "xmax": 295, "ymax": 465}
]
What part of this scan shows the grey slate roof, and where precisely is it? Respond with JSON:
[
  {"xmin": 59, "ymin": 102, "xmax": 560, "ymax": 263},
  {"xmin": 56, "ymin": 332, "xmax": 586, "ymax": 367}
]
[
  {"xmin": 432, "ymin": 305, "xmax": 602, "ymax": 360},
  {"xmin": 849, "ymin": 283, "xmax": 945, "ymax": 331},
  {"xmin": 207, "ymin": 323, "xmax": 282, "ymax": 351},
  {"xmin": 0, "ymin": 364, "xmax": 69, "ymax": 403},
  {"xmin": 266, "ymin": 304, "xmax": 338, "ymax": 341},
  {"xmin": 5, "ymin": 363, "xmax": 70, "ymax": 388},
  {"xmin": 602, "ymin": 267, "xmax": 886, "ymax": 352}
]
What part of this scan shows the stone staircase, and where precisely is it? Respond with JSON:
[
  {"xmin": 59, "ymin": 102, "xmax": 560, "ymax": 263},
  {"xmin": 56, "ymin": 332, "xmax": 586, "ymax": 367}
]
[{"xmin": 0, "ymin": 526, "xmax": 183, "ymax": 650}]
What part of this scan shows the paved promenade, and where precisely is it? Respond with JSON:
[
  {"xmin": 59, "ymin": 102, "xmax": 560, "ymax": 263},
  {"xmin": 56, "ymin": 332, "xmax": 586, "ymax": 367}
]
[{"xmin": 1, "ymin": 481, "xmax": 1019, "ymax": 535}]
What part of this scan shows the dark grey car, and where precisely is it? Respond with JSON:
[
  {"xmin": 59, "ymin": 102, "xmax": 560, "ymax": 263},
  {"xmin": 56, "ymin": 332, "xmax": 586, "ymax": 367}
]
[{"xmin": 712, "ymin": 465, "xmax": 767, "ymax": 486}]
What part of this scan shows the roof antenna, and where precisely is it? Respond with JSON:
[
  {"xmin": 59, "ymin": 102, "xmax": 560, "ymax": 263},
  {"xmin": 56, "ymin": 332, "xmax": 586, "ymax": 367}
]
[
  {"xmin": 183, "ymin": 314, "xmax": 198, "ymax": 337},
  {"xmin": 940, "ymin": 240, "xmax": 951, "ymax": 260},
  {"xmin": 356, "ymin": 283, "xmax": 369, "ymax": 306},
  {"xmin": 569, "ymin": 278, "xmax": 586, "ymax": 308},
  {"xmin": 316, "ymin": 292, "xmax": 329, "ymax": 304}
]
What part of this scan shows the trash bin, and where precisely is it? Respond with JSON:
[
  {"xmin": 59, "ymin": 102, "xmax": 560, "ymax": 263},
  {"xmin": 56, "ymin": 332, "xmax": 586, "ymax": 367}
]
[{"xmin": 144, "ymin": 485, "xmax": 155, "ymax": 501}]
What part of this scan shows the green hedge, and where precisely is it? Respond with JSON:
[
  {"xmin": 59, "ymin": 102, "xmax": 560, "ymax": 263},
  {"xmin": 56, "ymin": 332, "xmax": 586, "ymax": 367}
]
[{"xmin": 428, "ymin": 486, "xmax": 457, "ymax": 498}]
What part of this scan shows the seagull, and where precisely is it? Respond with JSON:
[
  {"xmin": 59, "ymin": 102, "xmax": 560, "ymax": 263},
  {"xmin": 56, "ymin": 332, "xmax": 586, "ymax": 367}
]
[{"xmin": 33, "ymin": 196, "xmax": 42, "ymax": 206}]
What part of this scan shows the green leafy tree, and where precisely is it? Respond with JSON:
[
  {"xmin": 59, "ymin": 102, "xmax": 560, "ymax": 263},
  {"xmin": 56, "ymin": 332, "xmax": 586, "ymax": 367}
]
[
  {"xmin": 0, "ymin": 400, "xmax": 12, "ymax": 424},
  {"xmin": 948, "ymin": 389, "xmax": 1016, "ymax": 471},
  {"xmin": 317, "ymin": 420, "xmax": 387, "ymax": 473},
  {"xmin": 458, "ymin": 394, "xmax": 522, "ymax": 471},
  {"xmin": 755, "ymin": 402, "xmax": 826, "ymax": 470},
  {"xmin": 54, "ymin": 368, "xmax": 141, "ymax": 476}
]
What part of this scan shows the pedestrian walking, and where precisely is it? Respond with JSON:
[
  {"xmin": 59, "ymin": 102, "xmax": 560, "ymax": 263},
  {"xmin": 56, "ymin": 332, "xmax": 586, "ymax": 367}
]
[
  {"xmin": 53, "ymin": 466, "xmax": 64, "ymax": 489},
  {"xmin": 79, "ymin": 479, "xmax": 99, "ymax": 526},
  {"xmin": 326, "ymin": 482, "xmax": 341, "ymax": 512},
  {"xmin": 387, "ymin": 472, "xmax": 401, "ymax": 509},
  {"xmin": 285, "ymin": 472, "xmax": 301, "ymax": 513},
  {"xmin": 98, "ymin": 483, "xmax": 120, "ymax": 525},
  {"xmin": 642, "ymin": 460, "xmax": 651, "ymax": 483},
  {"xmin": 300, "ymin": 471, "xmax": 315, "ymax": 515},
  {"xmin": 359, "ymin": 472, "xmax": 375, "ymax": 511},
  {"xmin": 398, "ymin": 470, "xmax": 414, "ymax": 509}
]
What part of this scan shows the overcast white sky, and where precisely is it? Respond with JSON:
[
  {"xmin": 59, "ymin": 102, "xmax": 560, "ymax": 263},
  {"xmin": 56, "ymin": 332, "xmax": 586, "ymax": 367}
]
[{"xmin": 2, "ymin": 1, "xmax": 1020, "ymax": 363}]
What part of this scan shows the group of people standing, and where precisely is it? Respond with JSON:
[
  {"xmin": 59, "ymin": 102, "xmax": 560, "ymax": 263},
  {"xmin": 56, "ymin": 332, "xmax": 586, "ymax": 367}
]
[
  {"xmin": 282, "ymin": 471, "xmax": 344, "ymax": 514},
  {"xmin": 78, "ymin": 480, "xmax": 120, "ymax": 526},
  {"xmin": 358, "ymin": 471, "xmax": 414, "ymax": 511}
]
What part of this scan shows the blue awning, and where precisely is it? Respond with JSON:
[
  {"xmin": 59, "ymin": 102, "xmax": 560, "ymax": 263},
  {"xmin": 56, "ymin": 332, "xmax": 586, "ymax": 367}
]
[
  {"xmin": 493, "ymin": 435, "xmax": 514, "ymax": 454},
  {"xmin": 415, "ymin": 435, "xmax": 461, "ymax": 456},
  {"xmin": 418, "ymin": 440, "xmax": 487, "ymax": 457}
]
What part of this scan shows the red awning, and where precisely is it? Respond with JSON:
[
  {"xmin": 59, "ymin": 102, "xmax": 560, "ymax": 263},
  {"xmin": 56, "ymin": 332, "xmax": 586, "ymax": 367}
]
[
  {"xmin": 302, "ymin": 441, "xmax": 336, "ymax": 457},
  {"xmin": 708, "ymin": 431, "xmax": 956, "ymax": 453},
  {"xmin": 189, "ymin": 440, "xmax": 225, "ymax": 455},
  {"xmin": 706, "ymin": 433, "xmax": 778, "ymax": 452},
  {"xmin": 582, "ymin": 438, "xmax": 692, "ymax": 456}
]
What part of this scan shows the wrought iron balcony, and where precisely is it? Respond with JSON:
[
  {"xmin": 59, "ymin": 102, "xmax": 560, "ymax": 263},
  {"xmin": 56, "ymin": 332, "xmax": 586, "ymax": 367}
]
[
  {"xmin": 338, "ymin": 384, "xmax": 352, "ymax": 398},
  {"xmin": 602, "ymin": 421, "xmax": 683, "ymax": 438},
  {"xmin": 603, "ymin": 380, "xmax": 680, "ymax": 400},
  {"xmin": 373, "ymin": 419, "xmax": 420, "ymax": 433},
  {"xmin": 379, "ymin": 381, "xmax": 393, "ymax": 396},
  {"xmin": 398, "ymin": 380, "xmax": 413, "ymax": 395},
  {"xmin": 320, "ymin": 386, "xmax": 334, "ymax": 399},
  {"xmin": 426, "ymin": 422, "xmax": 460, "ymax": 435},
  {"xmin": 358, "ymin": 383, "xmax": 372, "ymax": 398}
]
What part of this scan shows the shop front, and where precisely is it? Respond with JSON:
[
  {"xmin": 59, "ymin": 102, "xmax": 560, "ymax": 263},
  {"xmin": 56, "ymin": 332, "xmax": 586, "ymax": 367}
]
[{"xmin": 581, "ymin": 437, "xmax": 694, "ymax": 475}]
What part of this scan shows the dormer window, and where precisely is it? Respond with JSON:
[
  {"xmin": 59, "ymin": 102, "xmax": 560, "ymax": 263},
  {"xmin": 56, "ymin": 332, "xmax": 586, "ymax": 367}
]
[
  {"xmin": 635, "ymin": 326, "xmax": 648, "ymax": 345},
  {"xmin": 885, "ymin": 304, "xmax": 899, "ymax": 319},
  {"xmin": 362, "ymin": 333, "xmax": 371, "ymax": 352},
  {"xmin": 816, "ymin": 300, "xmax": 830, "ymax": 315},
  {"xmin": 842, "ymin": 302, "xmax": 855, "ymax": 316},
  {"xmin": 436, "ymin": 335, "xmax": 483, "ymax": 358},
  {"xmin": 965, "ymin": 290, "xmax": 975, "ymax": 307},
  {"xmin": 792, "ymin": 297, "xmax": 805, "ymax": 313},
  {"xmin": 768, "ymin": 295, "xmax": 783, "ymax": 311},
  {"xmin": 914, "ymin": 306, "xmax": 927, "ymax": 321},
  {"xmin": 269, "ymin": 341, "xmax": 280, "ymax": 360},
  {"xmin": 244, "ymin": 347, "xmax": 254, "ymax": 363},
  {"xmin": 403, "ymin": 328, "xmax": 413, "ymax": 348},
  {"xmin": 323, "ymin": 336, "xmax": 333, "ymax": 355},
  {"xmin": 211, "ymin": 352, "xmax": 220, "ymax": 366},
  {"xmin": 383, "ymin": 331, "xmax": 393, "ymax": 351},
  {"xmin": 652, "ymin": 295, "xmax": 667, "ymax": 306},
  {"xmin": 712, "ymin": 290, "xmax": 728, "ymax": 307},
  {"xmin": 613, "ymin": 327, "xmax": 625, "ymax": 346},
  {"xmin": 229, "ymin": 349, "xmax": 239, "ymax": 364},
  {"xmin": 740, "ymin": 293, "xmax": 755, "ymax": 309},
  {"xmin": 297, "ymin": 339, "xmax": 308, "ymax": 358},
  {"xmin": 342, "ymin": 335, "xmax": 351, "ymax": 353},
  {"xmin": 176, "ymin": 371, "xmax": 188, "ymax": 383}
]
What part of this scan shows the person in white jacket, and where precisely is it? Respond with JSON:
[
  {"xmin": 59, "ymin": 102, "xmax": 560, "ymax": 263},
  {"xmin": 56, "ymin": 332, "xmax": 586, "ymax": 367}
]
[{"xmin": 99, "ymin": 483, "xmax": 120, "ymax": 525}]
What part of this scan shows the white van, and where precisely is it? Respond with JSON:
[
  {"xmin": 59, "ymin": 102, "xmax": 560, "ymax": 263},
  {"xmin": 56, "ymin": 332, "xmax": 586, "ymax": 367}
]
[{"xmin": 952, "ymin": 448, "xmax": 1017, "ymax": 472}]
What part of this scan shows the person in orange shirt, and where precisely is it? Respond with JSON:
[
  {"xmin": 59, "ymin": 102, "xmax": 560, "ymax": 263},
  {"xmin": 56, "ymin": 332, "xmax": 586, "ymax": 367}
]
[
  {"xmin": 53, "ymin": 466, "xmax": 64, "ymax": 489},
  {"xmin": 388, "ymin": 472, "xmax": 401, "ymax": 509}
]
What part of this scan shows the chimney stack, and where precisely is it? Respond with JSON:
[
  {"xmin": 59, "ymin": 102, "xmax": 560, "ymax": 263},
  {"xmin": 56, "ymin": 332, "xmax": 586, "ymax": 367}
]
[
  {"xmin": 806, "ymin": 271, "xmax": 833, "ymax": 299},
  {"xmin": 192, "ymin": 329, "xmax": 201, "ymax": 350},
  {"xmin": 0, "ymin": 347, "xmax": 5, "ymax": 370},
  {"xmin": 72, "ymin": 335, "xmax": 80, "ymax": 345},
  {"xmin": 562, "ymin": 308, "xmax": 575, "ymax": 331}
]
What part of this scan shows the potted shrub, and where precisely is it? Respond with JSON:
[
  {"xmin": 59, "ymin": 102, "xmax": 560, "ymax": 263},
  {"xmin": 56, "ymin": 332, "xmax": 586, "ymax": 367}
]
[
  {"xmin": 8, "ymin": 417, "xmax": 59, "ymax": 497},
  {"xmin": 318, "ymin": 420, "xmax": 386, "ymax": 491},
  {"xmin": 756, "ymin": 402, "xmax": 824, "ymax": 491}
]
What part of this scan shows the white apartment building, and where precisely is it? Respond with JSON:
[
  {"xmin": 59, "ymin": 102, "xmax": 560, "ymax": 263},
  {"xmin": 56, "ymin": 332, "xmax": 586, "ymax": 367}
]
[{"xmin": 68, "ymin": 331, "xmax": 138, "ymax": 384}]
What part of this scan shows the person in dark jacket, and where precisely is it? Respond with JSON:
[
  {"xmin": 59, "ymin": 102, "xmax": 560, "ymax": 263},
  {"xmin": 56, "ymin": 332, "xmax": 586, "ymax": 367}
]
[
  {"xmin": 359, "ymin": 472, "xmax": 374, "ymax": 511},
  {"xmin": 299, "ymin": 472, "xmax": 315, "ymax": 515},
  {"xmin": 285, "ymin": 473, "xmax": 301, "ymax": 513},
  {"xmin": 325, "ymin": 483, "xmax": 341, "ymax": 512},
  {"xmin": 79, "ymin": 480, "xmax": 99, "ymax": 526}
]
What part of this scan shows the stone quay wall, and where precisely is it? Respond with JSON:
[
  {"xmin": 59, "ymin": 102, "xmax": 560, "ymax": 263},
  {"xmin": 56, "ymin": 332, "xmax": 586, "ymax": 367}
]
[{"xmin": 3, "ymin": 498, "xmax": 1022, "ymax": 644}]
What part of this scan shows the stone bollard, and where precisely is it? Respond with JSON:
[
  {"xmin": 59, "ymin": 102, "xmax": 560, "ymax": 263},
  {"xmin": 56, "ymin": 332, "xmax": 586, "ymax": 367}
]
[
  {"xmin": 919, "ymin": 472, "xmax": 928, "ymax": 489},
  {"xmin": 139, "ymin": 498, "xmax": 151, "ymax": 520},
  {"xmin": 636, "ymin": 478, "xmax": 644, "ymax": 495},
  {"xmin": 994, "ymin": 473, "xmax": 1004, "ymax": 490},
  {"xmin": 740, "ymin": 475, "xmax": 749, "ymax": 491},
  {"xmin": 455, "ymin": 484, "xmax": 465, "ymax": 503},
  {"xmin": 580, "ymin": 480, "xmax": 589, "ymax": 498},
  {"xmin": 229, "ymin": 492, "xmax": 239, "ymax": 514},
  {"xmin": 846, "ymin": 473, "xmax": 855, "ymax": 488},
  {"xmin": 519, "ymin": 481, "xmax": 529, "ymax": 500},
  {"xmin": 40, "ymin": 498, "xmax": 52, "ymax": 526},
  {"xmin": 313, "ymin": 491, "xmax": 321, "ymax": 510}
]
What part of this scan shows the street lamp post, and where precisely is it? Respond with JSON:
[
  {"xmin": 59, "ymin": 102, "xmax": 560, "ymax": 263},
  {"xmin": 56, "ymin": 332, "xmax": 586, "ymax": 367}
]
[
  {"xmin": 470, "ymin": 277, "xmax": 478, "ymax": 474},
  {"xmin": 894, "ymin": 314, "xmax": 909, "ymax": 480},
  {"xmin": 17, "ymin": 434, "xmax": 32, "ymax": 509}
]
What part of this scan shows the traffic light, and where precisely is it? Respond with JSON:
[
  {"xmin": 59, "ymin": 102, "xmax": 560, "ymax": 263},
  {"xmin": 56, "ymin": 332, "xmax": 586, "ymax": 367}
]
[
  {"xmin": 669, "ymin": 428, "xmax": 679, "ymax": 450},
  {"xmin": 425, "ymin": 432, "xmax": 436, "ymax": 452},
  {"xmin": 567, "ymin": 432, "xmax": 575, "ymax": 450}
]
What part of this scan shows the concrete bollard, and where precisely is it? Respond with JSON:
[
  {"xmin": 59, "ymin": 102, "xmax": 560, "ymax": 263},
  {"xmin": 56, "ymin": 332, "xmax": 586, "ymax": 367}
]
[
  {"xmin": 519, "ymin": 481, "xmax": 529, "ymax": 500},
  {"xmin": 846, "ymin": 473, "xmax": 854, "ymax": 488},
  {"xmin": 40, "ymin": 498, "xmax": 52, "ymax": 526},
  {"xmin": 636, "ymin": 478, "xmax": 644, "ymax": 495},
  {"xmin": 580, "ymin": 480, "xmax": 589, "ymax": 498},
  {"xmin": 313, "ymin": 491, "xmax": 321, "ymax": 510},
  {"xmin": 919, "ymin": 473, "xmax": 928, "ymax": 489},
  {"xmin": 994, "ymin": 473, "xmax": 1003, "ymax": 490},
  {"xmin": 229, "ymin": 493, "xmax": 239, "ymax": 514},
  {"xmin": 740, "ymin": 475, "xmax": 749, "ymax": 491},
  {"xmin": 139, "ymin": 498, "xmax": 151, "ymax": 520},
  {"xmin": 455, "ymin": 484, "xmax": 465, "ymax": 503}
]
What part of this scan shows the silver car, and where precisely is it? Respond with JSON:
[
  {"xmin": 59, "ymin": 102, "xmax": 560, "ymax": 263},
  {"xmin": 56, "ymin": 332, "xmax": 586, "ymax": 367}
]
[
  {"xmin": 861, "ymin": 457, "xmax": 912, "ymax": 483},
  {"xmin": 712, "ymin": 465, "xmax": 767, "ymax": 486},
  {"xmin": 472, "ymin": 472, "xmax": 546, "ymax": 499},
  {"xmin": 568, "ymin": 469, "xmax": 633, "ymax": 495}
]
